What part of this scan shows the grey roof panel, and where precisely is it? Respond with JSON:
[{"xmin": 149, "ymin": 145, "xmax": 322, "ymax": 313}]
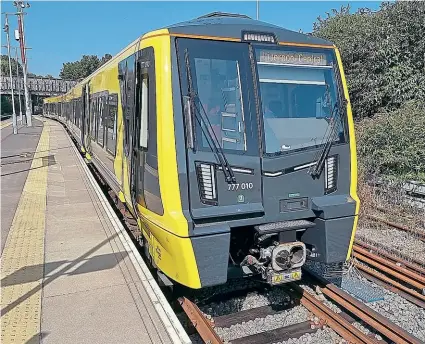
[{"xmin": 165, "ymin": 14, "xmax": 333, "ymax": 46}]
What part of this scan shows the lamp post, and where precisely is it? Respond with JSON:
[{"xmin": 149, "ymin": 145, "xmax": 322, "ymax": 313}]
[
  {"xmin": 14, "ymin": 47, "xmax": 23, "ymax": 124},
  {"xmin": 3, "ymin": 14, "xmax": 18, "ymax": 134},
  {"xmin": 256, "ymin": 0, "xmax": 259, "ymax": 20},
  {"xmin": 13, "ymin": 1, "xmax": 32, "ymax": 127}
]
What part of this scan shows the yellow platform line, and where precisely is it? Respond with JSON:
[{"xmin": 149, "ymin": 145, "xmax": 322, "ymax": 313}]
[
  {"xmin": 1, "ymin": 120, "xmax": 50, "ymax": 344},
  {"xmin": 0, "ymin": 121, "xmax": 12, "ymax": 129}
]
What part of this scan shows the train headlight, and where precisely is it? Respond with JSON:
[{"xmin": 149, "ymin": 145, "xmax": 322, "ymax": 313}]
[
  {"xmin": 324, "ymin": 155, "xmax": 338, "ymax": 194},
  {"xmin": 196, "ymin": 162, "xmax": 218, "ymax": 205}
]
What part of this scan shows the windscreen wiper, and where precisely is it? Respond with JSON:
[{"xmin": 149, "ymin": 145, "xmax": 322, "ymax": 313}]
[
  {"xmin": 308, "ymin": 75, "xmax": 346, "ymax": 177},
  {"xmin": 183, "ymin": 49, "xmax": 236, "ymax": 184}
]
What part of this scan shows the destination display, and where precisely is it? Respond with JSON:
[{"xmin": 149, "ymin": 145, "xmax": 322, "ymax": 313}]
[{"xmin": 259, "ymin": 50, "xmax": 329, "ymax": 66}]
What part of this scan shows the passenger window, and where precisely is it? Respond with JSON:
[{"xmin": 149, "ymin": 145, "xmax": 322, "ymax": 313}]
[
  {"xmin": 98, "ymin": 96, "xmax": 105, "ymax": 147},
  {"xmin": 90, "ymin": 99, "xmax": 96, "ymax": 138},
  {"xmin": 106, "ymin": 94, "xmax": 118, "ymax": 155},
  {"xmin": 139, "ymin": 75, "xmax": 148, "ymax": 148}
]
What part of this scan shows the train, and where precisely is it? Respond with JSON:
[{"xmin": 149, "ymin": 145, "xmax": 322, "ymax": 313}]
[{"xmin": 43, "ymin": 12, "xmax": 360, "ymax": 289}]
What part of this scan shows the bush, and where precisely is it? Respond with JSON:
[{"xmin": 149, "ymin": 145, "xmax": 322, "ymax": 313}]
[
  {"xmin": 313, "ymin": 2, "xmax": 425, "ymax": 119},
  {"xmin": 356, "ymin": 100, "xmax": 425, "ymax": 181}
]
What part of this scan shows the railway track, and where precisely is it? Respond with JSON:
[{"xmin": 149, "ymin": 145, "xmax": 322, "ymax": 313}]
[
  {"xmin": 365, "ymin": 214, "xmax": 425, "ymax": 242},
  {"xmin": 177, "ymin": 285, "xmax": 373, "ymax": 344},
  {"xmin": 177, "ymin": 271, "xmax": 424, "ymax": 344},
  {"xmin": 353, "ymin": 240, "xmax": 425, "ymax": 308}
]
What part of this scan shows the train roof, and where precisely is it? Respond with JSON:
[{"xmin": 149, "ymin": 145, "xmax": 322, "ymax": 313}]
[
  {"xmin": 165, "ymin": 12, "xmax": 333, "ymax": 47},
  {"xmin": 44, "ymin": 12, "xmax": 334, "ymax": 103}
]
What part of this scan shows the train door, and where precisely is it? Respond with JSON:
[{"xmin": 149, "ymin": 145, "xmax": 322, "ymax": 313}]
[
  {"xmin": 132, "ymin": 47, "xmax": 163, "ymax": 217},
  {"xmin": 118, "ymin": 47, "xmax": 162, "ymax": 217}
]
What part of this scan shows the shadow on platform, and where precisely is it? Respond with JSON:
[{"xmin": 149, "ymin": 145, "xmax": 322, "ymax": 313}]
[{"xmin": 1, "ymin": 233, "xmax": 125, "ymax": 317}]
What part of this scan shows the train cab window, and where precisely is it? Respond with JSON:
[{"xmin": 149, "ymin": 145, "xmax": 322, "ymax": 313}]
[
  {"xmin": 194, "ymin": 58, "xmax": 247, "ymax": 151},
  {"xmin": 139, "ymin": 75, "xmax": 148, "ymax": 148},
  {"xmin": 106, "ymin": 93, "xmax": 118, "ymax": 155},
  {"xmin": 176, "ymin": 39, "xmax": 259, "ymax": 155}
]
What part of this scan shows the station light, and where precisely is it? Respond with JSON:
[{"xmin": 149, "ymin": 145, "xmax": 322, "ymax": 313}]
[{"xmin": 241, "ymin": 31, "xmax": 277, "ymax": 44}]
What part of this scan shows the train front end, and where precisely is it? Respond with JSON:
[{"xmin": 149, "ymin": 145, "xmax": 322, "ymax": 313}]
[{"xmin": 169, "ymin": 18, "xmax": 359, "ymax": 288}]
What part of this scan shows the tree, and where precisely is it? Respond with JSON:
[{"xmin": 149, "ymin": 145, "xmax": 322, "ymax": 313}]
[
  {"xmin": 100, "ymin": 54, "xmax": 112, "ymax": 66},
  {"xmin": 312, "ymin": 2, "xmax": 425, "ymax": 119},
  {"xmin": 1, "ymin": 54, "xmax": 23, "ymax": 77},
  {"xmin": 59, "ymin": 53, "xmax": 113, "ymax": 80}
]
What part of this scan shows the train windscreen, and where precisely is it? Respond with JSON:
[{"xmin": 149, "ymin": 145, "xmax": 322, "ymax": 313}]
[{"xmin": 254, "ymin": 46, "xmax": 347, "ymax": 155}]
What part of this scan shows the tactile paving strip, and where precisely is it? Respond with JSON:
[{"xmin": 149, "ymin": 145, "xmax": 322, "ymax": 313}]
[{"xmin": 1, "ymin": 120, "xmax": 50, "ymax": 344}]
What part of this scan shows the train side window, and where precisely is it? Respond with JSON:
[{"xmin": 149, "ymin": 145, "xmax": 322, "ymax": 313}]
[
  {"xmin": 139, "ymin": 75, "xmax": 148, "ymax": 148},
  {"xmin": 106, "ymin": 93, "xmax": 118, "ymax": 155},
  {"xmin": 78, "ymin": 99, "xmax": 82, "ymax": 129},
  {"xmin": 90, "ymin": 97, "xmax": 96, "ymax": 139},
  {"xmin": 98, "ymin": 96, "xmax": 105, "ymax": 147},
  {"xmin": 118, "ymin": 54, "xmax": 136, "ymax": 157}
]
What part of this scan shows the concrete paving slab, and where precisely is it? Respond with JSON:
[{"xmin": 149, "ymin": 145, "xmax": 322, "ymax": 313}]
[{"xmin": 41, "ymin": 284, "xmax": 154, "ymax": 344}]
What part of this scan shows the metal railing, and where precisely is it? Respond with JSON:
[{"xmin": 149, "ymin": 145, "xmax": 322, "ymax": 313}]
[{"xmin": 1, "ymin": 76, "xmax": 77, "ymax": 96}]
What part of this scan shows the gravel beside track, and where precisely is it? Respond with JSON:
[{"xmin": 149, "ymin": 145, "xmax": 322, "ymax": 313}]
[
  {"xmin": 356, "ymin": 225, "xmax": 425, "ymax": 265},
  {"xmin": 275, "ymin": 327, "xmax": 343, "ymax": 344},
  {"xmin": 200, "ymin": 286, "xmax": 293, "ymax": 317},
  {"xmin": 215, "ymin": 305, "xmax": 310, "ymax": 342}
]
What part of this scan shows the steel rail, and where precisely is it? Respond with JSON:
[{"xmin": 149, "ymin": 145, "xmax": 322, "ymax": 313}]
[
  {"xmin": 178, "ymin": 297, "xmax": 223, "ymax": 344},
  {"xmin": 290, "ymin": 283, "xmax": 376, "ymax": 344},
  {"xmin": 354, "ymin": 262, "xmax": 425, "ymax": 308},
  {"xmin": 354, "ymin": 240, "xmax": 425, "ymax": 276},
  {"xmin": 365, "ymin": 214, "xmax": 425, "ymax": 241},
  {"xmin": 352, "ymin": 247, "xmax": 425, "ymax": 291},
  {"xmin": 305, "ymin": 268, "xmax": 423, "ymax": 344}
]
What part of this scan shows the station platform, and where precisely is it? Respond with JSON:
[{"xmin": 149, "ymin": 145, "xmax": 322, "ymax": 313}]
[{"xmin": 1, "ymin": 117, "xmax": 191, "ymax": 344}]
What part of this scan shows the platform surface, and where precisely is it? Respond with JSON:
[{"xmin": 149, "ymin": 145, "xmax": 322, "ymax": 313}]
[
  {"xmin": 1, "ymin": 118, "xmax": 43, "ymax": 254},
  {"xmin": 1, "ymin": 117, "xmax": 189, "ymax": 344}
]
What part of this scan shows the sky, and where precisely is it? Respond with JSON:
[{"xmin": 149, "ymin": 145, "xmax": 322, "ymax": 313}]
[{"xmin": 1, "ymin": 1, "xmax": 383, "ymax": 78}]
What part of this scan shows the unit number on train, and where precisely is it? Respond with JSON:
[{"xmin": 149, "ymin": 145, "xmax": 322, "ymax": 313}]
[{"xmin": 228, "ymin": 182, "xmax": 254, "ymax": 191}]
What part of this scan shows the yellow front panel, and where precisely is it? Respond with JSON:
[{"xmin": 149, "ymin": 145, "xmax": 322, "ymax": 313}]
[
  {"xmin": 334, "ymin": 48, "xmax": 360, "ymax": 260},
  {"xmin": 134, "ymin": 34, "xmax": 201, "ymax": 288}
]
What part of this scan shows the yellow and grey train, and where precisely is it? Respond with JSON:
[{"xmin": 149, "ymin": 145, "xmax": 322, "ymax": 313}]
[{"xmin": 44, "ymin": 12, "xmax": 360, "ymax": 289}]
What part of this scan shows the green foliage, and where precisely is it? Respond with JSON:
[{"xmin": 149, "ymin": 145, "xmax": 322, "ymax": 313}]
[
  {"xmin": 59, "ymin": 53, "xmax": 112, "ymax": 80},
  {"xmin": 313, "ymin": 2, "xmax": 425, "ymax": 119},
  {"xmin": 356, "ymin": 101, "xmax": 425, "ymax": 181},
  {"xmin": 1, "ymin": 95, "xmax": 24, "ymax": 116},
  {"xmin": 1, "ymin": 95, "xmax": 12, "ymax": 116},
  {"xmin": 1, "ymin": 55, "xmax": 23, "ymax": 77}
]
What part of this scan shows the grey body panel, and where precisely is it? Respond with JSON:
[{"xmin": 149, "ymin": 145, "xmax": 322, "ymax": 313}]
[
  {"xmin": 165, "ymin": 16, "xmax": 333, "ymax": 47},
  {"xmin": 301, "ymin": 216, "xmax": 355, "ymax": 263},
  {"xmin": 190, "ymin": 227, "xmax": 231, "ymax": 286},
  {"xmin": 188, "ymin": 151, "xmax": 264, "ymax": 219},
  {"xmin": 311, "ymin": 194, "xmax": 356, "ymax": 219},
  {"xmin": 261, "ymin": 144, "xmax": 351, "ymax": 223}
]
